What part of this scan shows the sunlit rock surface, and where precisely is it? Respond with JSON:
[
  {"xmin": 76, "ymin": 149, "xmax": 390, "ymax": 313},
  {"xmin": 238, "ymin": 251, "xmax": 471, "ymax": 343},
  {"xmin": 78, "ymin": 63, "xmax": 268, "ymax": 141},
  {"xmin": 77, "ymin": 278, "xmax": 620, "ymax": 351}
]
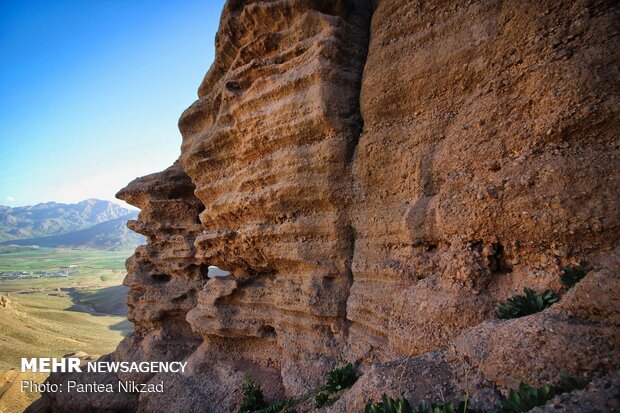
[{"xmin": 30, "ymin": 0, "xmax": 619, "ymax": 412}]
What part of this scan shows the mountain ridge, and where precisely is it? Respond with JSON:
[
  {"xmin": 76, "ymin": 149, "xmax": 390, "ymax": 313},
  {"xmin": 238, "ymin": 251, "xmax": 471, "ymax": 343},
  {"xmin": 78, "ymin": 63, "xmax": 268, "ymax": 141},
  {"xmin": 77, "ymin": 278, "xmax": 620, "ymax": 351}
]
[
  {"xmin": 0, "ymin": 214, "xmax": 143, "ymax": 250},
  {"xmin": 0, "ymin": 199, "xmax": 144, "ymax": 249}
]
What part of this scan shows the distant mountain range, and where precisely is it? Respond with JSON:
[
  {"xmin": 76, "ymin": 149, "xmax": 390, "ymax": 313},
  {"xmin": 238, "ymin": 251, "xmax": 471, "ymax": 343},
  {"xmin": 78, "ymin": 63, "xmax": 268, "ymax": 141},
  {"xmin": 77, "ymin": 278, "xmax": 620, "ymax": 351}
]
[{"xmin": 0, "ymin": 199, "xmax": 144, "ymax": 249}]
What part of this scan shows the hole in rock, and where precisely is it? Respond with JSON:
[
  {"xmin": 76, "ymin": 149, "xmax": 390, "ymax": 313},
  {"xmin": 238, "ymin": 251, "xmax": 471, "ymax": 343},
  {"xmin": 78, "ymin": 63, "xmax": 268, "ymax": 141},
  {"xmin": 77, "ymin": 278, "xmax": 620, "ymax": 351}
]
[
  {"xmin": 151, "ymin": 273, "xmax": 171, "ymax": 283},
  {"xmin": 207, "ymin": 266, "xmax": 231, "ymax": 279},
  {"xmin": 259, "ymin": 325, "xmax": 276, "ymax": 339},
  {"xmin": 412, "ymin": 238, "xmax": 440, "ymax": 252},
  {"xmin": 470, "ymin": 241, "xmax": 515, "ymax": 274},
  {"xmin": 168, "ymin": 185, "xmax": 191, "ymax": 200},
  {"xmin": 198, "ymin": 203, "xmax": 205, "ymax": 213},
  {"xmin": 225, "ymin": 79, "xmax": 252, "ymax": 94},
  {"xmin": 426, "ymin": 243, "xmax": 437, "ymax": 252},
  {"xmin": 225, "ymin": 80, "xmax": 242, "ymax": 91},
  {"xmin": 172, "ymin": 293, "xmax": 188, "ymax": 303},
  {"xmin": 487, "ymin": 243, "xmax": 513, "ymax": 274},
  {"xmin": 470, "ymin": 241, "xmax": 483, "ymax": 253},
  {"xmin": 322, "ymin": 276, "xmax": 335, "ymax": 287}
]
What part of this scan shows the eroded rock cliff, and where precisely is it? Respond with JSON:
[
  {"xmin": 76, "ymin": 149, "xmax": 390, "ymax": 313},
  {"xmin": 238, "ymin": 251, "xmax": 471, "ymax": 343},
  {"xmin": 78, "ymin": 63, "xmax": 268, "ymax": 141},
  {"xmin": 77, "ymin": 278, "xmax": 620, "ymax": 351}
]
[{"xmin": 30, "ymin": 0, "xmax": 619, "ymax": 412}]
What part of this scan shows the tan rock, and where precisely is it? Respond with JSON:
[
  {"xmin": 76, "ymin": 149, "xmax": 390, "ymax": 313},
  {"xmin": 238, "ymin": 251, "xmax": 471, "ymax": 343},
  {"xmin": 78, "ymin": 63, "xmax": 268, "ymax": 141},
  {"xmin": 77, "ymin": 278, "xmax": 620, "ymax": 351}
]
[{"xmin": 31, "ymin": 0, "xmax": 620, "ymax": 411}]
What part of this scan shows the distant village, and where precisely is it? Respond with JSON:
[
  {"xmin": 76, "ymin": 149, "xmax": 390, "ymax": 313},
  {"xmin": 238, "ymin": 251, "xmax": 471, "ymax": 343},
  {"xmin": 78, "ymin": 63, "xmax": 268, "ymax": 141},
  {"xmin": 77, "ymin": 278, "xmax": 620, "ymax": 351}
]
[{"xmin": 0, "ymin": 265, "xmax": 79, "ymax": 280}]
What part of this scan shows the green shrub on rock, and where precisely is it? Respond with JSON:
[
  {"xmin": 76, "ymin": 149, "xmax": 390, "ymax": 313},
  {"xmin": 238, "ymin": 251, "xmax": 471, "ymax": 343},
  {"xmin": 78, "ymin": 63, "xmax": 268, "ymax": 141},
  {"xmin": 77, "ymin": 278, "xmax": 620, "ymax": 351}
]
[
  {"xmin": 495, "ymin": 287, "xmax": 558, "ymax": 319},
  {"xmin": 365, "ymin": 395, "xmax": 472, "ymax": 413},
  {"xmin": 239, "ymin": 376, "xmax": 266, "ymax": 413},
  {"xmin": 498, "ymin": 374, "xmax": 586, "ymax": 413},
  {"xmin": 324, "ymin": 362, "xmax": 357, "ymax": 391},
  {"xmin": 498, "ymin": 382, "xmax": 555, "ymax": 413},
  {"xmin": 314, "ymin": 362, "xmax": 358, "ymax": 407}
]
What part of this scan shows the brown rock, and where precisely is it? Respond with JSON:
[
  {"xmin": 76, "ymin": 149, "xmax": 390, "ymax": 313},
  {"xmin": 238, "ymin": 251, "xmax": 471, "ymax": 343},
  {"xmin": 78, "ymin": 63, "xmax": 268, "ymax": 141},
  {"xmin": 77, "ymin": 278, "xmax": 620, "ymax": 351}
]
[
  {"xmin": 449, "ymin": 256, "xmax": 620, "ymax": 389},
  {"xmin": 32, "ymin": 0, "xmax": 620, "ymax": 411},
  {"xmin": 115, "ymin": 162, "xmax": 207, "ymax": 384},
  {"xmin": 178, "ymin": 0, "xmax": 373, "ymax": 395},
  {"xmin": 326, "ymin": 352, "xmax": 457, "ymax": 413}
]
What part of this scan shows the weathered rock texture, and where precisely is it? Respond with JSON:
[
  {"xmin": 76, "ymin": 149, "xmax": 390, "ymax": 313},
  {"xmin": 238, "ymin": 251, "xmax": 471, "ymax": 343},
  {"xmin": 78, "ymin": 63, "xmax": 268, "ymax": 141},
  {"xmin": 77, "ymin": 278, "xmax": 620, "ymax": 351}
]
[
  {"xmin": 115, "ymin": 162, "xmax": 206, "ymax": 383},
  {"xmin": 179, "ymin": 0, "xmax": 372, "ymax": 395},
  {"xmin": 30, "ymin": 0, "xmax": 619, "ymax": 412}
]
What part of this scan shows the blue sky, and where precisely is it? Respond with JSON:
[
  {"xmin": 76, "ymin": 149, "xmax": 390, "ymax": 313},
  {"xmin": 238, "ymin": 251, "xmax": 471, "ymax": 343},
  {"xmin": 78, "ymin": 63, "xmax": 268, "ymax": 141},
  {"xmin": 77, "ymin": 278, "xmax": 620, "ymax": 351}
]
[{"xmin": 0, "ymin": 0, "xmax": 226, "ymax": 208}]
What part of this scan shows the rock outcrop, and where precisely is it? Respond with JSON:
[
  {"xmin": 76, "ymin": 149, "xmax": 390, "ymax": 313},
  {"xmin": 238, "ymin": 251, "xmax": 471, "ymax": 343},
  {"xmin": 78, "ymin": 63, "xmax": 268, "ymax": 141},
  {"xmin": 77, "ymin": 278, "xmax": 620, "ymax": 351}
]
[
  {"xmin": 30, "ymin": 0, "xmax": 619, "ymax": 412},
  {"xmin": 179, "ymin": 0, "xmax": 372, "ymax": 395},
  {"xmin": 115, "ymin": 162, "xmax": 206, "ymax": 383}
]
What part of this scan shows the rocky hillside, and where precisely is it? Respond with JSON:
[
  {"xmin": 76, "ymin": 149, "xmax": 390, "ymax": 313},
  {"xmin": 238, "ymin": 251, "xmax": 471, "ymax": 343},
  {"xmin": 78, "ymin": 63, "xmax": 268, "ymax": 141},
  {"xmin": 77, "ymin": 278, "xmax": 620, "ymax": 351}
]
[{"xmin": 30, "ymin": 1, "xmax": 619, "ymax": 412}]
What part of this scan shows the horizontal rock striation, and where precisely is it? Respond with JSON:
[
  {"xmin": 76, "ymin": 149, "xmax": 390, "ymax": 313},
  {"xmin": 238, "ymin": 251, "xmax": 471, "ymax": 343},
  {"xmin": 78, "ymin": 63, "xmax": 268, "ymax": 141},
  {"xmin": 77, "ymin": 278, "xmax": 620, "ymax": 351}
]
[
  {"xmin": 30, "ymin": 0, "xmax": 619, "ymax": 412},
  {"xmin": 114, "ymin": 162, "xmax": 206, "ymax": 383},
  {"xmin": 178, "ymin": 0, "xmax": 373, "ymax": 395}
]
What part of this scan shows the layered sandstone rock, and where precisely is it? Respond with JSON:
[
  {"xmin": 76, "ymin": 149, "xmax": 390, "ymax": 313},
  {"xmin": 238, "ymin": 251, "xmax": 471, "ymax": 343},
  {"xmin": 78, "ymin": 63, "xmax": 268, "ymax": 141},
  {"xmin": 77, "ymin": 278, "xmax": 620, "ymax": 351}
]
[
  {"xmin": 178, "ymin": 0, "xmax": 373, "ymax": 395},
  {"xmin": 114, "ymin": 162, "xmax": 206, "ymax": 383},
  {"xmin": 30, "ymin": 0, "xmax": 619, "ymax": 412}
]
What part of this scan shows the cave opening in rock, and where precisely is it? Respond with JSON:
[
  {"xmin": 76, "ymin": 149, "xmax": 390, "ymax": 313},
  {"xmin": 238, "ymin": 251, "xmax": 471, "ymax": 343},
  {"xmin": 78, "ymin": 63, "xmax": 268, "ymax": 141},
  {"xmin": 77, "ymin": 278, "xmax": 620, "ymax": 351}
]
[
  {"xmin": 151, "ymin": 273, "xmax": 172, "ymax": 283},
  {"xmin": 207, "ymin": 265, "xmax": 230, "ymax": 278},
  {"xmin": 259, "ymin": 324, "xmax": 277, "ymax": 339}
]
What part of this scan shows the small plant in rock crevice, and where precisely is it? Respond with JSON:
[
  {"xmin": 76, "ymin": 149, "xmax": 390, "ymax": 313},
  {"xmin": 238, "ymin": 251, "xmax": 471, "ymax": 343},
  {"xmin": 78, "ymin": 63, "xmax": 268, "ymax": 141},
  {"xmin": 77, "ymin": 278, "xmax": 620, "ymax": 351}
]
[
  {"xmin": 314, "ymin": 362, "xmax": 358, "ymax": 407},
  {"xmin": 365, "ymin": 394, "xmax": 473, "ymax": 413},
  {"xmin": 560, "ymin": 263, "xmax": 587, "ymax": 288},
  {"xmin": 239, "ymin": 364, "xmax": 358, "ymax": 411},
  {"xmin": 365, "ymin": 394, "xmax": 414, "ymax": 413},
  {"xmin": 498, "ymin": 382, "xmax": 554, "ymax": 413},
  {"xmin": 239, "ymin": 376, "xmax": 266, "ymax": 413},
  {"xmin": 498, "ymin": 374, "xmax": 586, "ymax": 413},
  {"xmin": 555, "ymin": 372, "xmax": 587, "ymax": 394},
  {"xmin": 324, "ymin": 362, "xmax": 357, "ymax": 391},
  {"xmin": 240, "ymin": 382, "xmax": 297, "ymax": 413},
  {"xmin": 424, "ymin": 400, "xmax": 472, "ymax": 413},
  {"xmin": 315, "ymin": 391, "xmax": 330, "ymax": 408},
  {"xmin": 495, "ymin": 287, "xmax": 559, "ymax": 319}
]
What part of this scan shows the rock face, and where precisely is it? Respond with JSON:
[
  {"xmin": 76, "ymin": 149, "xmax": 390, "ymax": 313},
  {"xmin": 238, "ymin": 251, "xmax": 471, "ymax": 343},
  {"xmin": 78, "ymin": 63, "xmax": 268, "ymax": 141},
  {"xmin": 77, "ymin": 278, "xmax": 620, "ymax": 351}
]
[
  {"xmin": 30, "ymin": 0, "xmax": 619, "ymax": 412},
  {"xmin": 179, "ymin": 0, "xmax": 372, "ymax": 395}
]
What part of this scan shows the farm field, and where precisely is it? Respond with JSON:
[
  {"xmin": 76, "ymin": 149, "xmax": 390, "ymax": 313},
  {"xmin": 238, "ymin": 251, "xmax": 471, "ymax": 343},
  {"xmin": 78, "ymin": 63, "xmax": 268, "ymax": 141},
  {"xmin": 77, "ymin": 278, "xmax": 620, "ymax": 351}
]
[{"xmin": 0, "ymin": 246, "xmax": 134, "ymax": 412}]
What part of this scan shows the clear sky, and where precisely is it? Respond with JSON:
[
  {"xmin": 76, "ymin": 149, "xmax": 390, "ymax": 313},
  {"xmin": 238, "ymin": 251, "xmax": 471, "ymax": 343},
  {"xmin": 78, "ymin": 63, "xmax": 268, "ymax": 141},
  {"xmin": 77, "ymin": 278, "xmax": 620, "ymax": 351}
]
[{"xmin": 0, "ymin": 0, "xmax": 226, "ymax": 209}]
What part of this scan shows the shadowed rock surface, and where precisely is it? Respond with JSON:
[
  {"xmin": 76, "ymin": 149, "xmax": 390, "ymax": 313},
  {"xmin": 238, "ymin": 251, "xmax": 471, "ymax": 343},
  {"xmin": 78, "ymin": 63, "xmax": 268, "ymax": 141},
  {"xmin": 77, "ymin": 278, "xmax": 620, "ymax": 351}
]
[{"xmin": 29, "ymin": 0, "xmax": 619, "ymax": 412}]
